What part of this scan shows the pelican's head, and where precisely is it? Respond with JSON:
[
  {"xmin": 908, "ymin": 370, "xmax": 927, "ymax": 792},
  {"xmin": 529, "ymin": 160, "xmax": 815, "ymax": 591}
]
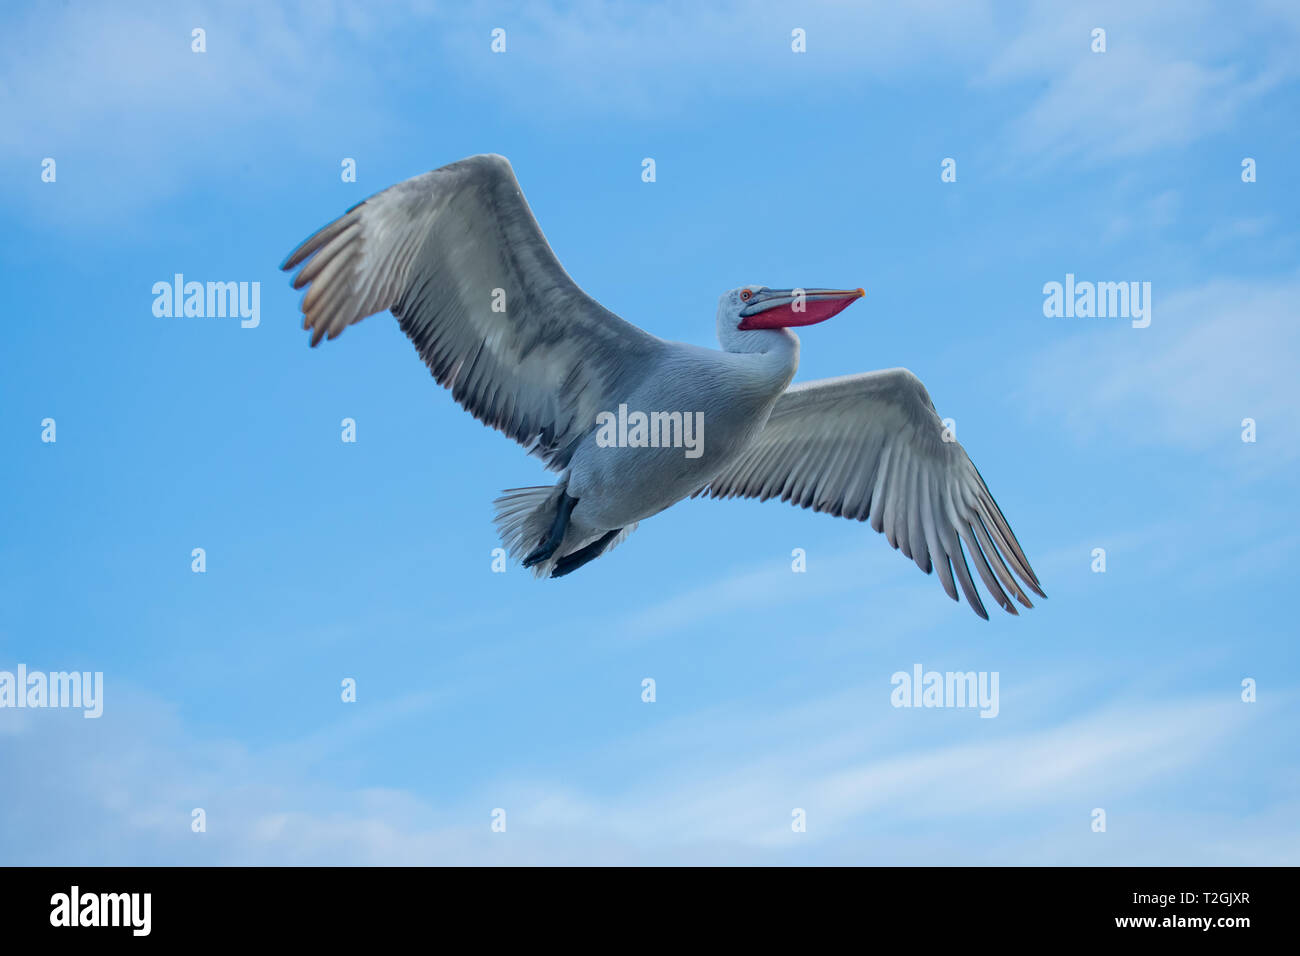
[{"xmin": 719, "ymin": 285, "xmax": 865, "ymax": 331}]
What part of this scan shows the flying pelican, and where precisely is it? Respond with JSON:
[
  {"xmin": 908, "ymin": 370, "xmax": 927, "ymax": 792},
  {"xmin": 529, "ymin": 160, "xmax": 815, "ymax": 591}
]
[{"xmin": 281, "ymin": 154, "xmax": 1044, "ymax": 618}]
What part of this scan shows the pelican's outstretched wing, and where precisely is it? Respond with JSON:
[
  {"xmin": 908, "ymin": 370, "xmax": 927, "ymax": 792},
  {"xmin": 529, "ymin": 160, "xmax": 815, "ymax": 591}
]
[
  {"xmin": 697, "ymin": 369, "xmax": 1045, "ymax": 619},
  {"xmin": 281, "ymin": 154, "xmax": 665, "ymax": 471}
]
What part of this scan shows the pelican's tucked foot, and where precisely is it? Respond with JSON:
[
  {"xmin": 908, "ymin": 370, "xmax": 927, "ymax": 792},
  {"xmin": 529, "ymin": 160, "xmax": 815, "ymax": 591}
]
[
  {"xmin": 551, "ymin": 529, "xmax": 622, "ymax": 578},
  {"xmin": 523, "ymin": 492, "xmax": 578, "ymax": 568}
]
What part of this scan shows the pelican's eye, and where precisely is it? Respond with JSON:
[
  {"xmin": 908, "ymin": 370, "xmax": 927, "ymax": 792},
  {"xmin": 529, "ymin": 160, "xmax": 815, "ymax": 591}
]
[{"xmin": 740, "ymin": 290, "xmax": 752, "ymax": 301}]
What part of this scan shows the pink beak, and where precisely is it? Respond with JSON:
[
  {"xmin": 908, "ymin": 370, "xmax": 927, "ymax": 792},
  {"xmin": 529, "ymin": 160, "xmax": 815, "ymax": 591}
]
[{"xmin": 737, "ymin": 288, "xmax": 865, "ymax": 330}]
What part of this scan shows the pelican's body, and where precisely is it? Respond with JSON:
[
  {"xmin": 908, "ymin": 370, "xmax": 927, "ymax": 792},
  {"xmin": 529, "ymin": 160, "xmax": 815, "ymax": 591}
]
[
  {"xmin": 282, "ymin": 154, "xmax": 1044, "ymax": 617},
  {"xmin": 566, "ymin": 332, "xmax": 796, "ymax": 529}
]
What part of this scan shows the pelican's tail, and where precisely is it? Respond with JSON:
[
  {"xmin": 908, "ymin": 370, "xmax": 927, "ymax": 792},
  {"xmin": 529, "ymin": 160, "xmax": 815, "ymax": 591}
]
[
  {"xmin": 493, "ymin": 486, "xmax": 565, "ymax": 576},
  {"xmin": 492, "ymin": 486, "xmax": 637, "ymax": 578}
]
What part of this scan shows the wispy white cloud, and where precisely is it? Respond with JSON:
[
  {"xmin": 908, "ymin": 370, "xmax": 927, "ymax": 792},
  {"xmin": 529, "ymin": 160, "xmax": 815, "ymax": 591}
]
[
  {"xmin": 1021, "ymin": 275, "xmax": 1300, "ymax": 462},
  {"xmin": 0, "ymin": 0, "xmax": 403, "ymax": 221},
  {"xmin": 1201, "ymin": 216, "xmax": 1278, "ymax": 248},
  {"xmin": 8, "ymin": 0, "xmax": 1292, "ymax": 223},
  {"xmin": 1102, "ymin": 189, "xmax": 1181, "ymax": 243},
  {"xmin": 2, "ymin": 672, "xmax": 1289, "ymax": 864},
  {"xmin": 980, "ymin": 1, "xmax": 1297, "ymax": 165},
  {"xmin": 608, "ymin": 542, "xmax": 942, "ymax": 642}
]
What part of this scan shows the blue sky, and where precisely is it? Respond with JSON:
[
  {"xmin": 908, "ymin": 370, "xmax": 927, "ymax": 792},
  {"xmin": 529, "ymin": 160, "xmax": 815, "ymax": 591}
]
[{"xmin": 1, "ymin": 0, "xmax": 1297, "ymax": 864}]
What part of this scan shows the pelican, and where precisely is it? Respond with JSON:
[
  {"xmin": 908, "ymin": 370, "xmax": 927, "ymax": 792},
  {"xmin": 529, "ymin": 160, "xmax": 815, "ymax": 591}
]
[{"xmin": 281, "ymin": 154, "xmax": 1044, "ymax": 618}]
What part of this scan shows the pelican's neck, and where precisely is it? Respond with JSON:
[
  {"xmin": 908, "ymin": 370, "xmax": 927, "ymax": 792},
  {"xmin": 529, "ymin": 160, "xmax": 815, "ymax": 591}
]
[{"xmin": 717, "ymin": 322, "xmax": 800, "ymax": 393}]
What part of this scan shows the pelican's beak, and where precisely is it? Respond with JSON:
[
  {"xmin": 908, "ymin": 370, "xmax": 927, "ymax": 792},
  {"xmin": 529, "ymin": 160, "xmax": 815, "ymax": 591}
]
[{"xmin": 738, "ymin": 287, "xmax": 864, "ymax": 330}]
